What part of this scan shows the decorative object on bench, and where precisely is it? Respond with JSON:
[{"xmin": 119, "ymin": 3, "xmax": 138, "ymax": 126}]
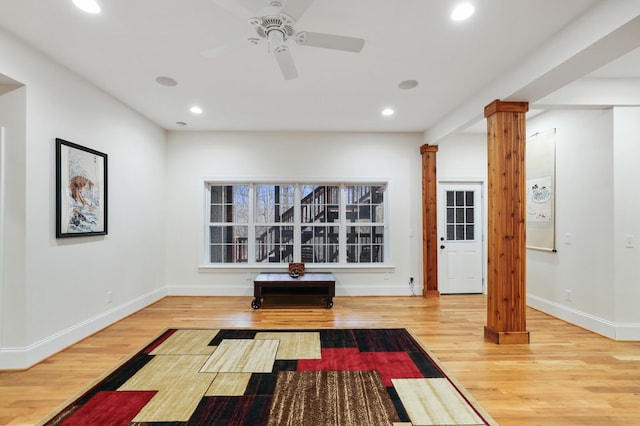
[{"xmin": 288, "ymin": 262, "xmax": 305, "ymax": 278}]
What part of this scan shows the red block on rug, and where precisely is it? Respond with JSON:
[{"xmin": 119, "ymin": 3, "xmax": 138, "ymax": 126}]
[
  {"xmin": 297, "ymin": 348, "xmax": 423, "ymax": 386},
  {"xmin": 59, "ymin": 390, "xmax": 156, "ymax": 426}
]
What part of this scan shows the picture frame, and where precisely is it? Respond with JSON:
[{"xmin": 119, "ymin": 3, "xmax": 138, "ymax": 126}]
[{"xmin": 55, "ymin": 138, "xmax": 108, "ymax": 238}]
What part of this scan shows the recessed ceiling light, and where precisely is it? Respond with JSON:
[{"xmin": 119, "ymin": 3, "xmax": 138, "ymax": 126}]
[
  {"xmin": 156, "ymin": 76, "xmax": 178, "ymax": 87},
  {"xmin": 72, "ymin": 0, "xmax": 101, "ymax": 14},
  {"xmin": 382, "ymin": 108, "xmax": 395, "ymax": 116},
  {"xmin": 398, "ymin": 80, "xmax": 418, "ymax": 90},
  {"xmin": 190, "ymin": 106, "xmax": 203, "ymax": 114},
  {"xmin": 451, "ymin": 2, "xmax": 475, "ymax": 21}
]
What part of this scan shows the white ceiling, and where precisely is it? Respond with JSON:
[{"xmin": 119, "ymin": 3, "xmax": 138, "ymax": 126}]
[{"xmin": 0, "ymin": 0, "xmax": 638, "ymax": 139}]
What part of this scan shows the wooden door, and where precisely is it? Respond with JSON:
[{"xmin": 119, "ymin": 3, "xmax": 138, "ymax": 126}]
[{"xmin": 438, "ymin": 183, "xmax": 483, "ymax": 294}]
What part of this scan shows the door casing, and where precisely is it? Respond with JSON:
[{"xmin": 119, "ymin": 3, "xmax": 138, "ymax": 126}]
[{"xmin": 437, "ymin": 180, "xmax": 486, "ymax": 294}]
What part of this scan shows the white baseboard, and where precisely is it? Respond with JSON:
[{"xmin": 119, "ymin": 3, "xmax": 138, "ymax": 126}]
[
  {"xmin": 0, "ymin": 288, "xmax": 166, "ymax": 370},
  {"xmin": 166, "ymin": 284, "xmax": 417, "ymax": 297},
  {"xmin": 336, "ymin": 285, "xmax": 418, "ymax": 296},
  {"xmin": 166, "ymin": 285, "xmax": 254, "ymax": 296},
  {"xmin": 527, "ymin": 294, "xmax": 640, "ymax": 340},
  {"xmin": 611, "ymin": 323, "xmax": 640, "ymax": 340}
]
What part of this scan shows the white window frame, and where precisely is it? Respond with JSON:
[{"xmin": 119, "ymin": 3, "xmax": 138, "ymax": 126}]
[{"xmin": 203, "ymin": 181, "xmax": 388, "ymax": 268}]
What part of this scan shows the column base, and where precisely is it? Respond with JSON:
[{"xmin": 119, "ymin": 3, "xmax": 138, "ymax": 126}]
[
  {"xmin": 423, "ymin": 290, "xmax": 440, "ymax": 298},
  {"xmin": 484, "ymin": 326, "xmax": 530, "ymax": 344}
]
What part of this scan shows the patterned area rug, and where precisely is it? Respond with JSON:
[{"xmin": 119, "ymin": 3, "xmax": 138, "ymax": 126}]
[{"xmin": 40, "ymin": 328, "xmax": 495, "ymax": 425}]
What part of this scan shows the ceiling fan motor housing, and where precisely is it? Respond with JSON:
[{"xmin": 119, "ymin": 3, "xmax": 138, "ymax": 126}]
[{"xmin": 250, "ymin": 12, "xmax": 296, "ymax": 41}]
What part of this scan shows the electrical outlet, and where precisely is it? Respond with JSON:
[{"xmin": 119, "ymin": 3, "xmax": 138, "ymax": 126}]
[
  {"xmin": 107, "ymin": 291, "xmax": 113, "ymax": 304},
  {"xmin": 409, "ymin": 277, "xmax": 414, "ymax": 284},
  {"xmin": 625, "ymin": 235, "xmax": 635, "ymax": 248},
  {"xmin": 565, "ymin": 289, "xmax": 572, "ymax": 302}
]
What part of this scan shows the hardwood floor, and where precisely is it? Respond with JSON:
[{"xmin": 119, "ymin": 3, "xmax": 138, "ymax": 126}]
[{"xmin": 1, "ymin": 295, "xmax": 640, "ymax": 425}]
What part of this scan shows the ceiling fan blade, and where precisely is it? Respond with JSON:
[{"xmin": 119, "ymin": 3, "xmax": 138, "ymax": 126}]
[
  {"xmin": 296, "ymin": 31, "xmax": 365, "ymax": 53},
  {"xmin": 274, "ymin": 48, "xmax": 298, "ymax": 80},
  {"xmin": 281, "ymin": 0, "xmax": 315, "ymax": 21},
  {"xmin": 211, "ymin": 0, "xmax": 254, "ymax": 18}
]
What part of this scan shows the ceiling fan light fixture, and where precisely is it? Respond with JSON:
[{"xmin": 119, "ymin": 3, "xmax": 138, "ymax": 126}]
[
  {"xmin": 267, "ymin": 29, "xmax": 285, "ymax": 52},
  {"xmin": 451, "ymin": 2, "xmax": 475, "ymax": 21},
  {"xmin": 72, "ymin": 0, "xmax": 101, "ymax": 14}
]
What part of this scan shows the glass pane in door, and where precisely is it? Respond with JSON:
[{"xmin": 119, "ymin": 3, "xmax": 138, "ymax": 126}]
[{"xmin": 444, "ymin": 190, "xmax": 476, "ymax": 241}]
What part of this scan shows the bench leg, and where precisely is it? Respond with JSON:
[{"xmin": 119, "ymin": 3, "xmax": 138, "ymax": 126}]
[{"xmin": 251, "ymin": 298, "xmax": 262, "ymax": 309}]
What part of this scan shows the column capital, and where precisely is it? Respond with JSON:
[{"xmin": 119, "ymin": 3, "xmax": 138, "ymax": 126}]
[
  {"xmin": 420, "ymin": 144, "xmax": 438, "ymax": 154},
  {"xmin": 484, "ymin": 100, "xmax": 529, "ymax": 117}
]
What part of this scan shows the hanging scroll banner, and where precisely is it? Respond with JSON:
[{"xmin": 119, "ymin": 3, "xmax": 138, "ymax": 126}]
[{"xmin": 526, "ymin": 128, "xmax": 556, "ymax": 251}]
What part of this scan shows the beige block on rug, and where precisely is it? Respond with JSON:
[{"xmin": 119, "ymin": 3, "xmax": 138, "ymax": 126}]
[
  {"xmin": 119, "ymin": 354, "xmax": 216, "ymax": 422},
  {"xmin": 201, "ymin": 339, "xmax": 279, "ymax": 373},
  {"xmin": 392, "ymin": 377, "xmax": 485, "ymax": 425},
  {"xmin": 254, "ymin": 331, "xmax": 321, "ymax": 360},
  {"xmin": 205, "ymin": 372, "xmax": 253, "ymax": 396},
  {"xmin": 150, "ymin": 329, "xmax": 220, "ymax": 355}
]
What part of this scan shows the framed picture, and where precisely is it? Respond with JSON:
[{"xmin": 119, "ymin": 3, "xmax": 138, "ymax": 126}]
[{"xmin": 56, "ymin": 138, "xmax": 108, "ymax": 238}]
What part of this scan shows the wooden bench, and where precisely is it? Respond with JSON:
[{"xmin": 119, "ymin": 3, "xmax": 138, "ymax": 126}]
[{"xmin": 252, "ymin": 272, "xmax": 335, "ymax": 309}]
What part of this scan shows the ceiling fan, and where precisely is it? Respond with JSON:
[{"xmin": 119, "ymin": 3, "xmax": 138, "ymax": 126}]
[{"xmin": 204, "ymin": 0, "xmax": 366, "ymax": 80}]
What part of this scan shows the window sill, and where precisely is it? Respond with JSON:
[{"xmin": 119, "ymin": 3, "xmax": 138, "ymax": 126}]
[{"xmin": 197, "ymin": 264, "xmax": 396, "ymax": 273}]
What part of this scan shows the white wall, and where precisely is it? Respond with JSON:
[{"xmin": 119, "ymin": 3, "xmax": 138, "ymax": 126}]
[
  {"xmin": 613, "ymin": 107, "xmax": 640, "ymax": 336},
  {"xmin": 0, "ymin": 85, "xmax": 27, "ymax": 351},
  {"xmin": 526, "ymin": 110, "xmax": 617, "ymax": 336},
  {"xmin": 165, "ymin": 131, "xmax": 424, "ymax": 296},
  {"xmin": 0, "ymin": 29, "xmax": 167, "ymax": 368},
  {"xmin": 435, "ymin": 133, "xmax": 487, "ymax": 180}
]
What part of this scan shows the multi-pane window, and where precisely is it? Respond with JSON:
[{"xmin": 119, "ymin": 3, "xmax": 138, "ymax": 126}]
[
  {"xmin": 445, "ymin": 190, "xmax": 475, "ymax": 241},
  {"xmin": 255, "ymin": 185, "xmax": 295, "ymax": 263},
  {"xmin": 345, "ymin": 185, "xmax": 384, "ymax": 263},
  {"xmin": 208, "ymin": 185, "xmax": 249, "ymax": 263},
  {"xmin": 205, "ymin": 183, "xmax": 386, "ymax": 265},
  {"xmin": 300, "ymin": 185, "xmax": 340, "ymax": 263}
]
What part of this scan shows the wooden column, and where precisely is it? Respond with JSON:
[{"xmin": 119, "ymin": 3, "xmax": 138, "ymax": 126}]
[
  {"xmin": 420, "ymin": 144, "xmax": 439, "ymax": 297},
  {"xmin": 484, "ymin": 100, "xmax": 530, "ymax": 344}
]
